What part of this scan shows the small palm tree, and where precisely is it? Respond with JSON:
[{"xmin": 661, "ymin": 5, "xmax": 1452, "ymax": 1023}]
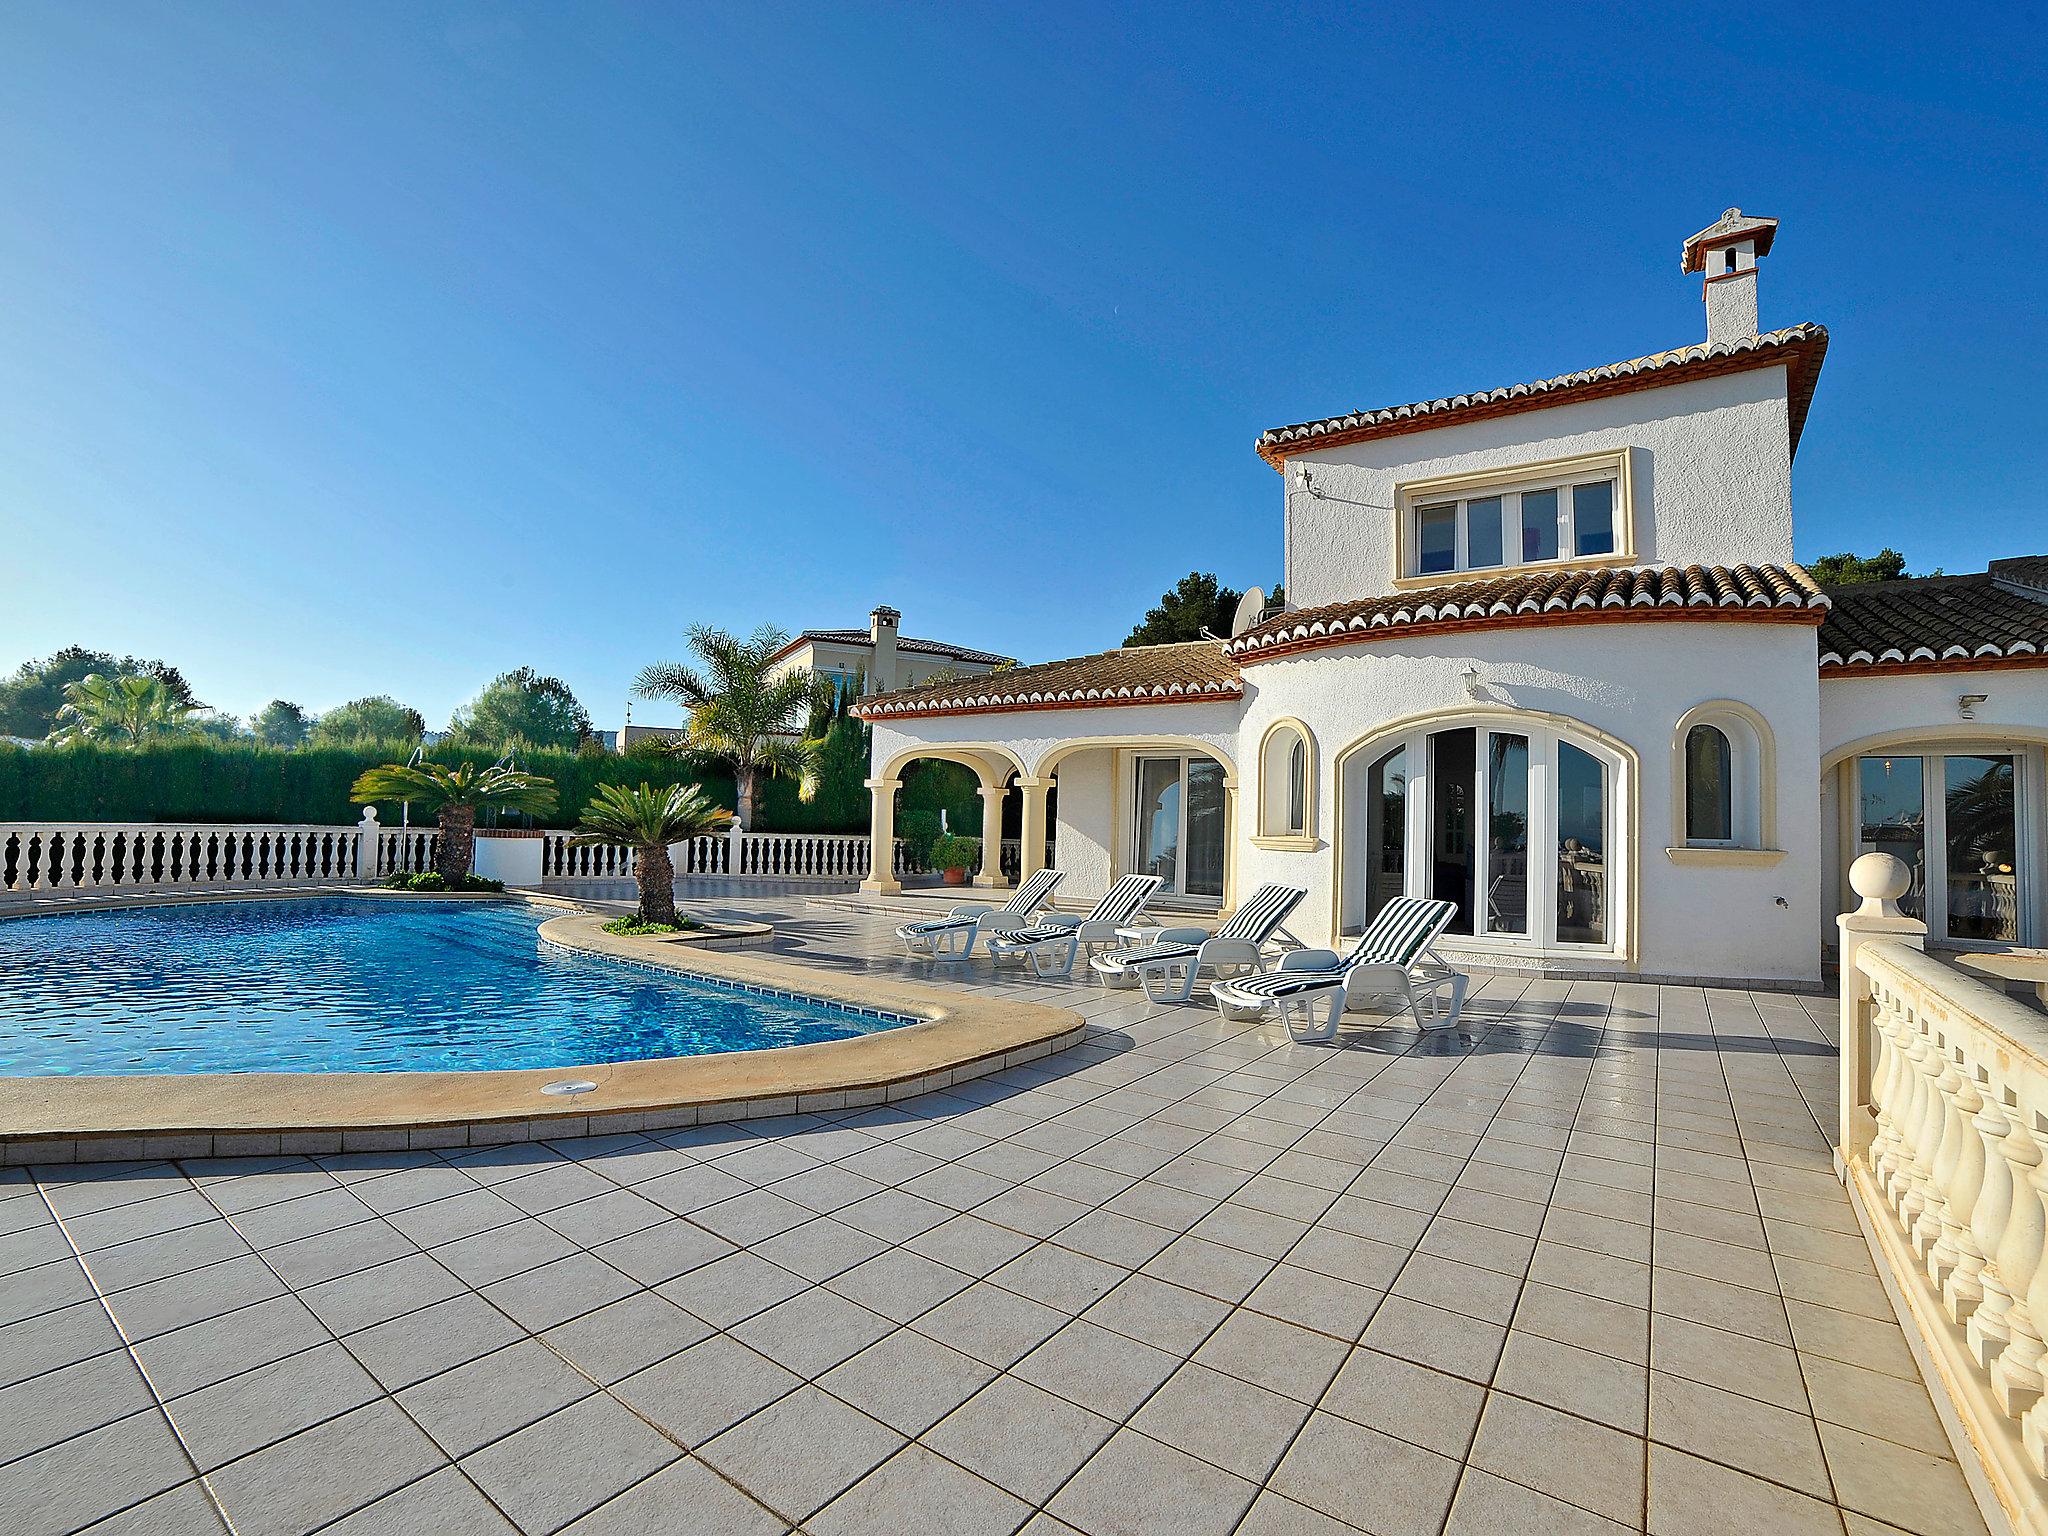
[
  {"xmin": 350, "ymin": 760, "xmax": 558, "ymax": 883},
  {"xmin": 571, "ymin": 782, "xmax": 733, "ymax": 926},
  {"xmin": 635, "ymin": 626, "xmax": 824, "ymax": 830},
  {"xmin": 48, "ymin": 674, "xmax": 201, "ymax": 745}
]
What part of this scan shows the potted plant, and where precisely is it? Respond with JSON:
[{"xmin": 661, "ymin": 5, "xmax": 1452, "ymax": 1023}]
[{"xmin": 928, "ymin": 833, "xmax": 982, "ymax": 887}]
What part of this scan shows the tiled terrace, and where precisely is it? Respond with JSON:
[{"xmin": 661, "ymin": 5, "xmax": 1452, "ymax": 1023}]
[{"xmin": 0, "ymin": 894, "xmax": 1987, "ymax": 1535}]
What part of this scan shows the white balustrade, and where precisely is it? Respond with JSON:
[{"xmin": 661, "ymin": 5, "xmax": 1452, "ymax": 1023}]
[
  {"xmin": 537, "ymin": 829, "xmax": 872, "ymax": 887},
  {"xmin": 1839, "ymin": 852, "xmax": 2048, "ymax": 1532},
  {"xmin": 1, "ymin": 819, "xmax": 367, "ymax": 894}
]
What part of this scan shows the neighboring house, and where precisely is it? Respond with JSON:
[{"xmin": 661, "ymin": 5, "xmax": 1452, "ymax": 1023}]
[
  {"xmin": 854, "ymin": 210, "xmax": 2048, "ymax": 986},
  {"xmin": 769, "ymin": 606, "xmax": 1013, "ymax": 701},
  {"xmin": 614, "ymin": 606, "xmax": 1012, "ymax": 752}
]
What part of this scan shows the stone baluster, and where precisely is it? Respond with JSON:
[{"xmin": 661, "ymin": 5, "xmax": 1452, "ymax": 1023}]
[
  {"xmin": 1971, "ymin": 1095, "xmax": 2038, "ymax": 1370},
  {"xmin": 1934, "ymin": 1064, "xmax": 1991, "ymax": 1311},
  {"xmin": 1902, "ymin": 1019, "xmax": 1954, "ymax": 1259},
  {"xmin": 1868, "ymin": 988, "xmax": 1907, "ymax": 1194},
  {"xmin": 1990, "ymin": 1120, "xmax": 2048, "ymax": 1418}
]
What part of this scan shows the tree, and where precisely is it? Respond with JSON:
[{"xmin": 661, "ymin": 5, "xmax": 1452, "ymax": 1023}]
[
  {"xmin": 1124, "ymin": 572, "xmax": 1241, "ymax": 646},
  {"xmin": 350, "ymin": 760, "xmax": 557, "ymax": 882},
  {"xmin": 634, "ymin": 626, "xmax": 823, "ymax": 830},
  {"xmin": 1807, "ymin": 549, "xmax": 1911, "ymax": 586},
  {"xmin": 252, "ymin": 700, "xmax": 313, "ymax": 748},
  {"xmin": 570, "ymin": 782, "xmax": 733, "ymax": 926},
  {"xmin": 448, "ymin": 668, "xmax": 592, "ymax": 751},
  {"xmin": 47, "ymin": 674, "xmax": 203, "ymax": 746},
  {"xmin": 0, "ymin": 647, "xmax": 194, "ymax": 738},
  {"xmin": 310, "ymin": 696, "xmax": 427, "ymax": 746}
]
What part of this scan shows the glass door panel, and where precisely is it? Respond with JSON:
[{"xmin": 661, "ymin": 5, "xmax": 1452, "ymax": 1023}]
[
  {"xmin": 1135, "ymin": 758, "xmax": 1182, "ymax": 893},
  {"xmin": 1858, "ymin": 756, "xmax": 1926, "ymax": 922},
  {"xmin": 1364, "ymin": 747, "xmax": 1407, "ymax": 926},
  {"xmin": 1429, "ymin": 729, "xmax": 1476, "ymax": 934},
  {"xmin": 1486, "ymin": 734, "xmax": 1529, "ymax": 935},
  {"xmin": 1556, "ymin": 742, "xmax": 1607, "ymax": 945},
  {"xmin": 1944, "ymin": 754, "xmax": 2018, "ymax": 943},
  {"xmin": 1183, "ymin": 760, "xmax": 1227, "ymax": 899}
]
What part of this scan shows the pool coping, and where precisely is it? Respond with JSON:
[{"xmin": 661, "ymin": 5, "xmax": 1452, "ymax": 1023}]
[{"xmin": 0, "ymin": 904, "xmax": 1087, "ymax": 1164}]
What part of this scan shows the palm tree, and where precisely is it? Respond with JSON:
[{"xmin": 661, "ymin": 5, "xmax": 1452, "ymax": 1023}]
[
  {"xmin": 47, "ymin": 674, "xmax": 203, "ymax": 745},
  {"xmin": 349, "ymin": 760, "xmax": 558, "ymax": 883},
  {"xmin": 635, "ymin": 626, "xmax": 824, "ymax": 830},
  {"xmin": 571, "ymin": 782, "xmax": 733, "ymax": 926}
]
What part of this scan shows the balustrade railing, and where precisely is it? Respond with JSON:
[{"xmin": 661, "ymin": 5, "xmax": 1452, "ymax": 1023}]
[
  {"xmin": 1, "ymin": 821, "xmax": 365, "ymax": 895},
  {"xmin": 1840, "ymin": 852, "xmax": 2048, "ymax": 1534},
  {"xmin": 538, "ymin": 829, "xmax": 871, "ymax": 885}
]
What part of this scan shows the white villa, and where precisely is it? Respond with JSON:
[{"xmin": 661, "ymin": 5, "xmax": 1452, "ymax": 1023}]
[{"xmin": 854, "ymin": 210, "xmax": 2048, "ymax": 987}]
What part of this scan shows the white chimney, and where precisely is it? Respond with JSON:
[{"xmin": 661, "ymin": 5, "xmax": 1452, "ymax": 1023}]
[
  {"xmin": 1681, "ymin": 208, "xmax": 1779, "ymax": 344},
  {"xmin": 867, "ymin": 605, "xmax": 900, "ymax": 693}
]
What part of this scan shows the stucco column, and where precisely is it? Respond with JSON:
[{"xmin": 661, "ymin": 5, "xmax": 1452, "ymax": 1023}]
[
  {"xmin": 1017, "ymin": 778, "xmax": 1052, "ymax": 879},
  {"xmin": 975, "ymin": 786, "xmax": 1008, "ymax": 888},
  {"xmin": 861, "ymin": 777, "xmax": 902, "ymax": 894}
]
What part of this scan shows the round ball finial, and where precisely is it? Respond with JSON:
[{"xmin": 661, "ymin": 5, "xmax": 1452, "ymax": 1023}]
[{"xmin": 1849, "ymin": 851, "xmax": 1910, "ymax": 904}]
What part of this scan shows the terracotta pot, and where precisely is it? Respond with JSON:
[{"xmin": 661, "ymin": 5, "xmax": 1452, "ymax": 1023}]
[{"xmin": 941, "ymin": 867, "xmax": 970, "ymax": 886}]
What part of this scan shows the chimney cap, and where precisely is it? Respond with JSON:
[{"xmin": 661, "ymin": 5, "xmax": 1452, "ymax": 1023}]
[
  {"xmin": 1681, "ymin": 208, "xmax": 1778, "ymax": 273},
  {"xmin": 869, "ymin": 604, "xmax": 901, "ymax": 625}
]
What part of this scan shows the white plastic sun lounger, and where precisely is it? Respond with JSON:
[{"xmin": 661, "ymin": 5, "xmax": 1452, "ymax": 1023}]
[
  {"xmin": 1089, "ymin": 883, "xmax": 1308, "ymax": 1003},
  {"xmin": 896, "ymin": 868, "xmax": 1064, "ymax": 959},
  {"xmin": 1212, "ymin": 896, "xmax": 1465, "ymax": 1041},
  {"xmin": 984, "ymin": 874, "xmax": 1165, "ymax": 979}
]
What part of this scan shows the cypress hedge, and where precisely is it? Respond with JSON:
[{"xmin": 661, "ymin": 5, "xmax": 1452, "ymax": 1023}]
[{"xmin": 0, "ymin": 736, "xmax": 981, "ymax": 839}]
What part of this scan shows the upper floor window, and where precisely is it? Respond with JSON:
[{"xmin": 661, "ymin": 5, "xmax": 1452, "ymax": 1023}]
[{"xmin": 1396, "ymin": 450, "xmax": 1634, "ymax": 585}]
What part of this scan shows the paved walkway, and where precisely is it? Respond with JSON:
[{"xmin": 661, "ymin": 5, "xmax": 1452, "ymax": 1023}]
[{"xmin": 0, "ymin": 895, "xmax": 1987, "ymax": 1535}]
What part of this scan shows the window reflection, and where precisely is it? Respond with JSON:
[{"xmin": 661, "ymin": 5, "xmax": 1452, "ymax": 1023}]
[{"xmin": 1556, "ymin": 743, "xmax": 1606, "ymax": 945}]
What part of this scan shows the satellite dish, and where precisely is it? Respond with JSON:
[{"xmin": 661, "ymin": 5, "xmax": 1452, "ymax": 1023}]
[{"xmin": 1230, "ymin": 587, "xmax": 1267, "ymax": 637}]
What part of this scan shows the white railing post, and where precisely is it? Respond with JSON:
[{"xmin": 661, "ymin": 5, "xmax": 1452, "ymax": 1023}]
[
  {"xmin": 357, "ymin": 806, "xmax": 381, "ymax": 882},
  {"xmin": 1839, "ymin": 853, "xmax": 1927, "ymax": 1167}
]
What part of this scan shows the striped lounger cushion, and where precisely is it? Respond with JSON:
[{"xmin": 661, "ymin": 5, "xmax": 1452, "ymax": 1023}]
[
  {"xmin": 1103, "ymin": 939, "xmax": 1202, "ymax": 969},
  {"xmin": 901, "ymin": 915, "xmax": 974, "ymax": 937},
  {"xmin": 1227, "ymin": 897, "xmax": 1450, "ymax": 999},
  {"xmin": 988, "ymin": 923, "xmax": 1071, "ymax": 947}
]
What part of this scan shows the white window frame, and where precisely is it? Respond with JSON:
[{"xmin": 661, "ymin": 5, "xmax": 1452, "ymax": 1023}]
[
  {"xmin": 1133, "ymin": 752, "xmax": 1229, "ymax": 900},
  {"xmin": 1394, "ymin": 449, "xmax": 1636, "ymax": 588},
  {"xmin": 1344, "ymin": 720, "xmax": 1627, "ymax": 956},
  {"xmin": 1851, "ymin": 746, "xmax": 2032, "ymax": 951}
]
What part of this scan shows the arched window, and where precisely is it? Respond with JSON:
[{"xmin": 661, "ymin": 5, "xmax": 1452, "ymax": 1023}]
[
  {"xmin": 1669, "ymin": 701, "xmax": 1777, "ymax": 856},
  {"xmin": 1256, "ymin": 721, "xmax": 1317, "ymax": 844},
  {"xmin": 1685, "ymin": 724, "xmax": 1734, "ymax": 843}
]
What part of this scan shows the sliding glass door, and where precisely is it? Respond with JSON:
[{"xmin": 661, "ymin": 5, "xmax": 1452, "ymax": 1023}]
[
  {"xmin": 1134, "ymin": 754, "xmax": 1227, "ymax": 900},
  {"xmin": 1856, "ymin": 750, "xmax": 2022, "ymax": 945}
]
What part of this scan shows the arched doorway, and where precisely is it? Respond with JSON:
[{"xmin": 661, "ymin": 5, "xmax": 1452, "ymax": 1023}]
[{"xmin": 1335, "ymin": 709, "xmax": 1634, "ymax": 959}]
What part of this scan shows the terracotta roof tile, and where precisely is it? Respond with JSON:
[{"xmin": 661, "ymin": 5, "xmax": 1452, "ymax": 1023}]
[
  {"xmin": 776, "ymin": 630, "xmax": 1013, "ymax": 667},
  {"xmin": 854, "ymin": 642, "xmax": 1241, "ymax": 719},
  {"xmin": 1818, "ymin": 559, "xmax": 2048, "ymax": 672},
  {"xmin": 1228, "ymin": 563, "xmax": 1829, "ymax": 663},
  {"xmin": 1255, "ymin": 324, "xmax": 1828, "ymax": 466}
]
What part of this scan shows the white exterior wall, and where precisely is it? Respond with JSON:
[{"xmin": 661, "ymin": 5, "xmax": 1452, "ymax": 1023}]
[
  {"xmin": 1050, "ymin": 752, "xmax": 1114, "ymax": 903},
  {"xmin": 772, "ymin": 640, "xmax": 1004, "ymax": 695},
  {"xmin": 1283, "ymin": 366, "xmax": 1794, "ymax": 608},
  {"xmin": 868, "ymin": 700, "xmax": 1243, "ymax": 785},
  {"xmin": 1817, "ymin": 667, "xmax": 2048, "ymax": 949},
  {"xmin": 1234, "ymin": 621, "xmax": 1824, "ymax": 983}
]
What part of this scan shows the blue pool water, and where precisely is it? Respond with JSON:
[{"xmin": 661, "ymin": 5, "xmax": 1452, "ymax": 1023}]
[{"xmin": 0, "ymin": 898, "xmax": 910, "ymax": 1076}]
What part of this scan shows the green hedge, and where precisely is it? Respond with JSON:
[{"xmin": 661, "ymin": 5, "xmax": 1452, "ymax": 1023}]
[{"xmin": 0, "ymin": 734, "xmax": 982, "ymax": 839}]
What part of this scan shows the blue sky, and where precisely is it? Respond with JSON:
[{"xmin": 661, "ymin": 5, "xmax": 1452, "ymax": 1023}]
[{"xmin": 2, "ymin": 3, "xmax": 2041, "ymax": 728}]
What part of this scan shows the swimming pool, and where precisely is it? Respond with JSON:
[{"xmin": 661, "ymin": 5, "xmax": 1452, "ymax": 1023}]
[{"xmin": 0, "ymin": 898, "xmax": 913, "ymax": 1077}]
